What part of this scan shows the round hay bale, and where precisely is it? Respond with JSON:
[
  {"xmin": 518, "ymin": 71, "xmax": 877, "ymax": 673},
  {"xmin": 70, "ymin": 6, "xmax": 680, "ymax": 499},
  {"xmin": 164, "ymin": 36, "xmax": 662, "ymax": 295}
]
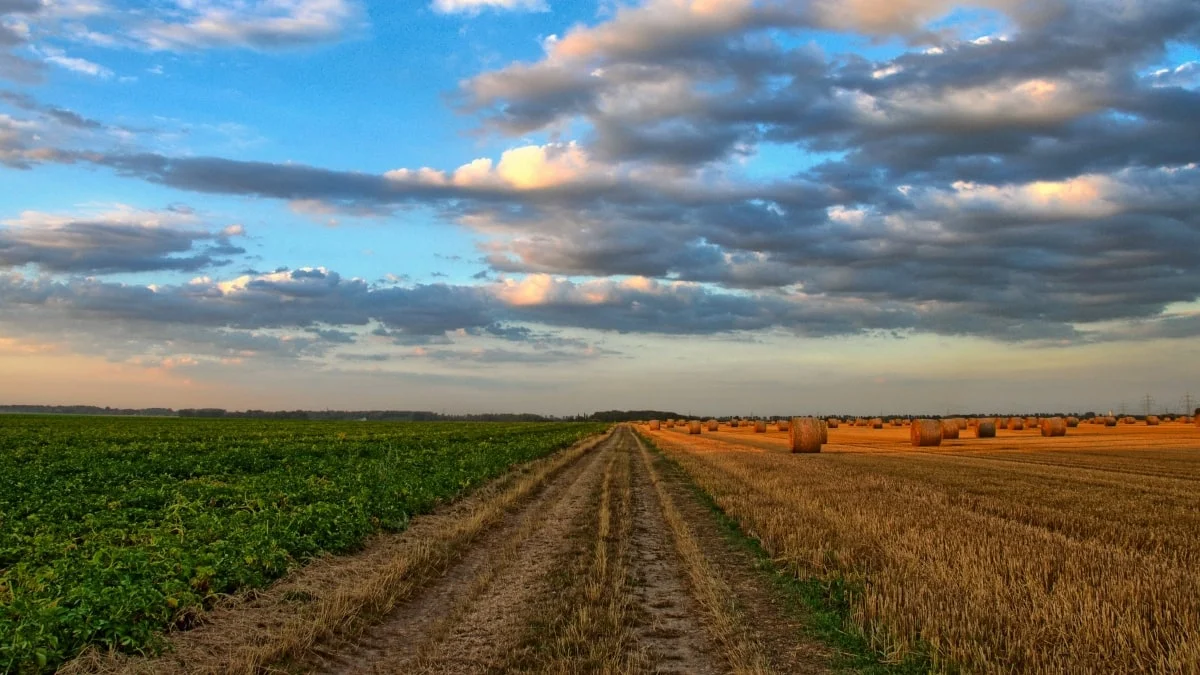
[
  {"xmin": 1146, "ymin": 415, "xmax": 1160, "ymax": 426},
  {"xmin": 648, "ymin": 420, "xmax": 661, "ymax": 430},
  {"xmin": 789, "ymin": 417, "xmax": 823, "ymax": 453},
  {"xmin": 1065, "ymin": 416, "xmax": 1079, "ymax": 428},
  {"xmin": 1007, "ymin": 417, "xmax": 1024, "ymax": 431},
  {"xmin": 729, "ymin": 419, "xmax": 739, "ymax": 428},
  {"xmin": 1041, "ymin": 417, "xmax": 1066, "ymax": 437},
  {"xmin": 1025, "ymin": 417, "xmax": 1038, "ymax": 428},
  {"xmin": 776, "ymin": 419, "xmax": 790, "ymax": 431},
  {"xmin": 754, "ymin": 420, "xmax": 767, "ymax": 433},
  {"xmin": 688, "ymin": 420, "xmax": 702, "ymax": 434},
  {"xmin": 891, "ymin": 419, "xmax": 902, "ymax": 427},
  {"xmin": 941, "ymin": 420, "xmax": 960, "ymax": 439},
  {"xmin": 968, "ymin": 418, "xmax": 979, "ymax": 428},
  {"xmin": 1104, "ymin": 416, "xmax": 1117, "ymax": 427},
  {"xmin": 826, "ymin": 418, "xmax": 840, "ymax": 429},
  {"xmin": 870, "ymin": 418, "xmax": 883, "ymax": 429},
  {"xmin": 977, "ymin": 420, "xmax": 996, "ymax": 438},
  {"xmin": 911, "ymin": 419, "xmax": 943, "ymax": 447},
  {"xmin": 706, "ymin": 419, "xmax": 719, "ymax": 431}
]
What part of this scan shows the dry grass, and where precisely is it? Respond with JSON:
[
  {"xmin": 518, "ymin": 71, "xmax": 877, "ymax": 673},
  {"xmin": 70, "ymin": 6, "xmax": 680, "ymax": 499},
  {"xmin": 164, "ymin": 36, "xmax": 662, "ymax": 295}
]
[{"xmin": 644, "ymin": 424, "xmax": 1200, "ymax": 673}]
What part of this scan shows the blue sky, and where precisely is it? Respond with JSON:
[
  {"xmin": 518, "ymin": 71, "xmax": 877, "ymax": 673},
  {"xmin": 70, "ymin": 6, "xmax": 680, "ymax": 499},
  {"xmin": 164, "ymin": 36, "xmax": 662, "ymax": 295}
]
[{"xmin": 1, "ymin": 0, "xmax": 1199, "ymax": 415}]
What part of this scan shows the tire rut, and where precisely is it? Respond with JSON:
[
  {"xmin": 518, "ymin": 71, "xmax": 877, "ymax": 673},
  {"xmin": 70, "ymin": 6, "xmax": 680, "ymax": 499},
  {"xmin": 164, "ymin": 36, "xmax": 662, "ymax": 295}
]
[{"xmin": 626, "ymin": 429, "xmax": 723, "ymax": 674}]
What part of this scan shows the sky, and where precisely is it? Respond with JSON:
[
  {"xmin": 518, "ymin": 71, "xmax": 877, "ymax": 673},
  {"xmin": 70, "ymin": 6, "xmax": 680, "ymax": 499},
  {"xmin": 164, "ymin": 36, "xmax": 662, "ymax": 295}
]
[{"xmin": 1, "ymin": 0, "xmax": 1199, "ymax": 416}]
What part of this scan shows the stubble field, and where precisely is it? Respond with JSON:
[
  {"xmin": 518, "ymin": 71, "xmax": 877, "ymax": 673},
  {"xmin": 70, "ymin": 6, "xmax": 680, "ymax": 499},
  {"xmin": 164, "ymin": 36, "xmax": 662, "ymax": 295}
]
[{"xmin": 645, "ymin": 420, "xmax": 1200, "ymax": 674}]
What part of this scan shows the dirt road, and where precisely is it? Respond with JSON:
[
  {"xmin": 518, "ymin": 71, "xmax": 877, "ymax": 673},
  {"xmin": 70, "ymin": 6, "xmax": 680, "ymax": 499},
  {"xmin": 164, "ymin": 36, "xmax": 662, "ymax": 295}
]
[
  {"xmin": 302, "ymin": 425, "xmax": 826, "ymax": 674},
  {"xmin": 74, "ymin": 426, "xmax": 826, "ymax": 674}
]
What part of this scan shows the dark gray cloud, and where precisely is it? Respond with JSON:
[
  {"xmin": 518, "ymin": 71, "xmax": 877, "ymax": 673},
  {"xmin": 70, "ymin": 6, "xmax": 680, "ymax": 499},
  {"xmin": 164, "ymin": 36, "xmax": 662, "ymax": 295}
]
[
  {"xmin": 0, "ymin": 0, "xmax": 41, "ymax": 13},
  {"xmin": 0, "ymin": 213, "xmax": 246, "ymax": 274},
  {"xmin": 0, "ymin": 53, "xmax": 42, "ymax": 82},
  {"xmin": 337, "ymin": 352, "xmax": 391, "ymax": 362},
  {"xmin": 0, "ymin": 0, "xmax": 42, "ymax": 82},
  {"xmin": 0, "ymin": 90, "xmax": 104, "ymax": 129}
]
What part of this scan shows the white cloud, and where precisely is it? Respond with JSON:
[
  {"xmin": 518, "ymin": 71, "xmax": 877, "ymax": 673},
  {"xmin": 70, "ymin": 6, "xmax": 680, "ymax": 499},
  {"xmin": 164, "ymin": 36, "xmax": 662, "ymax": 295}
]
[
  {"xmin": 385, "ymin": 142, "xmax": 609, "ymax": 191},
  {"xmin": 36, "ymin": 46, "xmax": 112, "ymax": 78},
  {"xmin": 3, "ymin": 203, "xmax": 202, "ymax": 228},
  {"xmin": 924, "ymin": 176, "xmax": 1121, "ymax": 219},
  {"xmin": 431, "ymin": 0, "xmax": 547, "ymax": 15}
]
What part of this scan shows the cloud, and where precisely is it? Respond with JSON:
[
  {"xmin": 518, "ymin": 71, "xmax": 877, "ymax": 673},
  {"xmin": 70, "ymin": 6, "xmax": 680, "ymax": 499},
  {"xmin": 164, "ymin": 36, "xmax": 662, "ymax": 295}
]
[
  {"xmin": 0, "ymin": 52, "xmax": 43, "ymax": 82},
  {"xmin": 0, "ymin": 0, "xmax": 43, "ymax": 81},
  {"xmin": 431, "ymin": 0, "xmax": 547, "ymax": 15},
  {"xmin": 0, "ymin": 90, "xmax": 103, "ymax": 128},
  {"xmin": 0, "ymin": 0, "xmax": 44, "ymax": 13},
  {"xmin": 4, "ymin": 0, "xmax": 1200, "ymax": 355},
  {"xmin": 0, "ymin": 112, "xmax": 49, "ymax": 166},
  {"xmin": 12, "ymin": 135, "xmax": 1196, "ymax": 338},
  {"xmin": 0, "ymin": 205, "xmax": 247, "ymax": 274},
  {"xmin": 134, "ymin": 0, "xmax": 363, "ymax": 51},
  {"xmin": 35, "ymin": 46, "xmax": 112, "ymax": 77}
]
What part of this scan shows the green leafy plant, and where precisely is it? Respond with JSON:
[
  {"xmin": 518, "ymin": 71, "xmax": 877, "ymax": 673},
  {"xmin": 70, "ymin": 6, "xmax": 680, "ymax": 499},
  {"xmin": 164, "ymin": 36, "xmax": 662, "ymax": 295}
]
[{"xmin": 0, "ymin": 416, "xmax": 605, "ymax": 673}]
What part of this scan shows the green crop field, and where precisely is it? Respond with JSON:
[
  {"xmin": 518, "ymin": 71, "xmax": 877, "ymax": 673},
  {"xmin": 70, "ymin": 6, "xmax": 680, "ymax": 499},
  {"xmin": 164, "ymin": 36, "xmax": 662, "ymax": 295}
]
[{"xmin": 0, "ymin": 415, "xmax": 606, "ymax": 672}]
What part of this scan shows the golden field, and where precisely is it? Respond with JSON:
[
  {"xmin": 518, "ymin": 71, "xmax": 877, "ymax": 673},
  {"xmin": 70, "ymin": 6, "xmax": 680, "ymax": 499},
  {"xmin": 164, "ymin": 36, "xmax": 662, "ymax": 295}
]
[{"xmin": 645, "ymin": 421, "xmax": 1200, "ymax": 673}]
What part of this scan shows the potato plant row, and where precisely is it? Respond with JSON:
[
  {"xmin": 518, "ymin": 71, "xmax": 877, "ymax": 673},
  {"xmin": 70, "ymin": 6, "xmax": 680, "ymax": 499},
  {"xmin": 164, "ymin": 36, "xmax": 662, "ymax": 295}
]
[{"xmin": 0, "ymin": 416, "xmax": 605, "ymax": 672}]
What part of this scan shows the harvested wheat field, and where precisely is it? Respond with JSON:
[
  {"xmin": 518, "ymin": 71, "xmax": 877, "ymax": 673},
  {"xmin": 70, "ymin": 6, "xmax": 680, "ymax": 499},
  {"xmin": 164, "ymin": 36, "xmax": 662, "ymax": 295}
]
[{"xmin": 645, "ymin": 421, "xmax": 1200, "ymax": 674}]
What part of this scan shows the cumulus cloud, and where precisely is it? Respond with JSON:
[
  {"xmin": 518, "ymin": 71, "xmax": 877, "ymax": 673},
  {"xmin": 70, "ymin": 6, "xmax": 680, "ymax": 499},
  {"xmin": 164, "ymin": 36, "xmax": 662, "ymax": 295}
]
[{"xmin": 384, "ymin": 142, "xmax": 607, "ymax": 191}]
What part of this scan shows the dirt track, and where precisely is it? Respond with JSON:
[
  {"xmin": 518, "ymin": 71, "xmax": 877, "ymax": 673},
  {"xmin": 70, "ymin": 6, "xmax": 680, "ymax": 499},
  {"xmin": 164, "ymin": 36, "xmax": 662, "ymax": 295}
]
[
  {"xmin": 72, "ymin": 426, "xmax": 826, "ymax": 674},
  {"xmin": 304, "ymin": 425, "xmax": 826, "ymax": 673}
]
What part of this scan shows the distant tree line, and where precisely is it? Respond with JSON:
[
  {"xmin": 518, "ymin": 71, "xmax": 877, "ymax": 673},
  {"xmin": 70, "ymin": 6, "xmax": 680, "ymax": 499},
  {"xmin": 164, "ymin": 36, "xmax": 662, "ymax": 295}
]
[
  {"xmin": 0, "ymin": 405, "xmax": 558, "ymax": 422},
  {"xmin": 4, "ymin": 405, "xmax": 1192, "ymax": 422},
  {"xmin": 0, "ymin": 405, "xmax": 175, "ymax": 417}
]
